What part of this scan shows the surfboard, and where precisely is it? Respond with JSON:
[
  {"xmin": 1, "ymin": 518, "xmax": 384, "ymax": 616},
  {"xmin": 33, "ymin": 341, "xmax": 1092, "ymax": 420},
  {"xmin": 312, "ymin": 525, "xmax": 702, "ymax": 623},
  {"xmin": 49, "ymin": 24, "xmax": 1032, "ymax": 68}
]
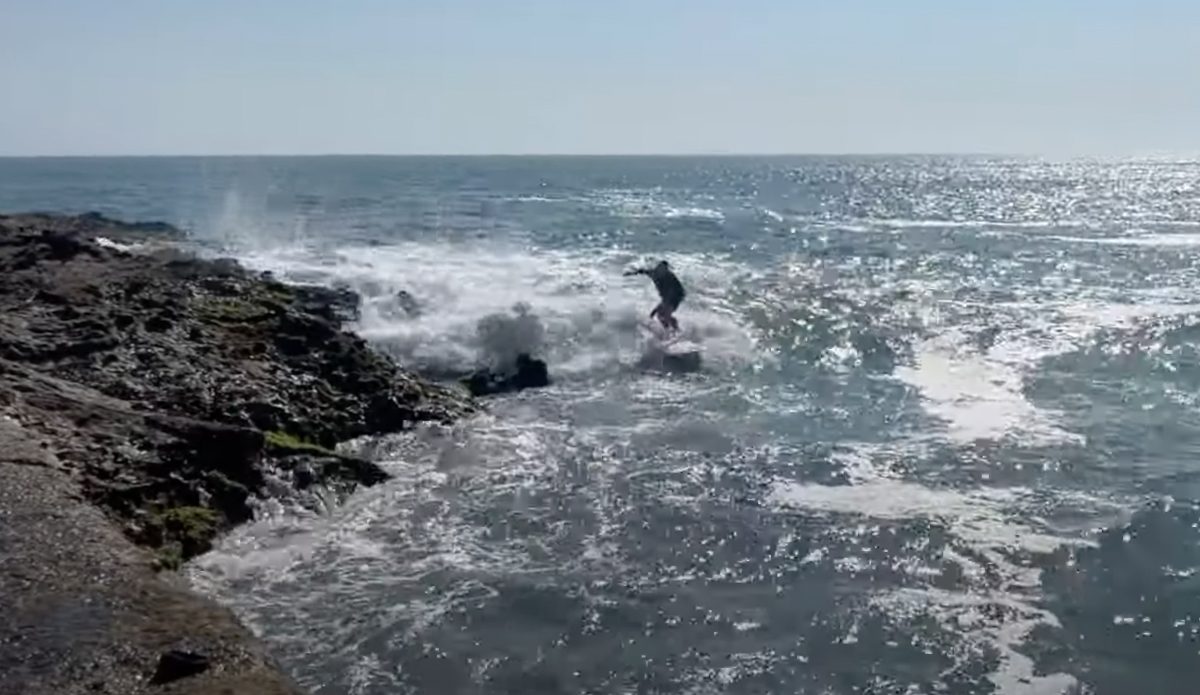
[{"xmin": 639, "ymin": 321, "xmax": 703, "ymax": 372}]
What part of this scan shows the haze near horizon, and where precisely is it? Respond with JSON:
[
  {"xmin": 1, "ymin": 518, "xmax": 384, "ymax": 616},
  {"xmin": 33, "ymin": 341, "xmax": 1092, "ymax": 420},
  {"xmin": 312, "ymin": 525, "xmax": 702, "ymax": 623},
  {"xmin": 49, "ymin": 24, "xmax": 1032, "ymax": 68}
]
[{"xmin": 1, "ymin": 0, "xmax": 1197, "ymax": 158}]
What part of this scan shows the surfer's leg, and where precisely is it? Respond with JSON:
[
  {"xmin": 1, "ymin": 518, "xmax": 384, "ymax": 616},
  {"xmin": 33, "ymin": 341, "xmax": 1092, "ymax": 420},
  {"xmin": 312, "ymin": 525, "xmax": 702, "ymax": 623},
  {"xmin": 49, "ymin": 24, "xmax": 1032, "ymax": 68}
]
[
  {"xmin": 650, "ymin": 301, "xmax": 666, "ymax": 325},
  {"xmin": 657, "ymin": 305, "xmax": 679, "ymax": 333},
  {"xmin": 663, "ymin": 297, "xmax": 682, "ymax": 332}
]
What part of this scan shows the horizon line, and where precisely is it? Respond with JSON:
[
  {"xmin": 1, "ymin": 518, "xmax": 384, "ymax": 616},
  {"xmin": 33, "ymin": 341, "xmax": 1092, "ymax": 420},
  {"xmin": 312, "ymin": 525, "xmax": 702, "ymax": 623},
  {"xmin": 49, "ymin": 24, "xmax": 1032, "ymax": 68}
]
[{"xmin": 0, "ymin": 151, "xmax": 1191, "ymax": 161}]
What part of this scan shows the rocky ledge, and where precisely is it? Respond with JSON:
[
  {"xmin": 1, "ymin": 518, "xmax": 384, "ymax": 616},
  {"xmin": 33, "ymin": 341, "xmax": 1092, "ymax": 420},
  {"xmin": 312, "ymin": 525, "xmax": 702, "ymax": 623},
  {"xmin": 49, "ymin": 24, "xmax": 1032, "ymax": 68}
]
[{"xmin": 0, "ymin": 212, "xmax": 479, "ymax": 694}]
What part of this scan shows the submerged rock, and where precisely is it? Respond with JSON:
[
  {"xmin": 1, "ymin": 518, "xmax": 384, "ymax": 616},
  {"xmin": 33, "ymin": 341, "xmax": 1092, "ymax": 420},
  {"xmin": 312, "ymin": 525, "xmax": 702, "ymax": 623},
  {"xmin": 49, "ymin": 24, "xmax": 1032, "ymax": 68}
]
[
  {"xmin": 395, "ymin": 289, "xmax": 421, "ymax": 317},
  {"xmin": 462, "ymin": 352, "xmax": 551, "ymax": 396}
]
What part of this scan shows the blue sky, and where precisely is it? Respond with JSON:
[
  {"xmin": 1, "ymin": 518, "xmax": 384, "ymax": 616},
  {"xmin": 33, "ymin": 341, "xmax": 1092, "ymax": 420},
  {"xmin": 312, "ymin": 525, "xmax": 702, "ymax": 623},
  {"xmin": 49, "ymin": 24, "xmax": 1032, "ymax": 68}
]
[{"xmin": 1, "ymin": 0, "xmax": 1197, "ymax": 156}]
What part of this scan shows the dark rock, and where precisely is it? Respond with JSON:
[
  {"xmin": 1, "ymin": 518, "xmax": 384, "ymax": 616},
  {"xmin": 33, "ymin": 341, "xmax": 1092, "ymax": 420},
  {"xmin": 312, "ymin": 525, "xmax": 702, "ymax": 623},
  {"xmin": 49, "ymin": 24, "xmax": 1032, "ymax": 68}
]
[
  {"xmin": 293, "ymin": 283, "xmax": 361, "ymax": 324},
  {"xmin": 463, "ymin": 352, "xmax": 551, "ymax": 397},
  {"xmin": 143, "ymin": 311, "xmax": 174, "ymax": 333},
  {"xmin": 112, "ymin": 313, "xmax": 135, "ymax": 330},
  {"xmin": 40, "ymin": 229, "xmax": 101, "ymax": 261},
  {"xmin": 147, "ymin": 415, "xmax": 267, "ymax": 487},
  {"xmin": 0, "ymin": 211, "xmax": 187, "ymax": 245},
  {"xmin": 395, "ymin": 289, "xmax": 421, "ymax": 317},
  {"xmin": 0, "ymin": 212, "xmax": 349, "ymax": 695},
  {"xmin": 36, "ymin": 289, "xmax": 72, "ymax": 306},
  {"xmin": 150, "ymin": 649, "xmax": 211, "ymax": 684},
  {"xmin": 276, "ymin": 452, "xmax": 390, "ymax": 492},
  {"xmin": 974, "ymin": 325, "xmax": 1003, "ymax": 353},
  {"xmin": 292, "ymin": 461, "xmax": 318, "ymax": 489},
  {"xmin": 0, "ymin": 211, "xmax": 479, "ymax": 568},
  {"xmin": 278, "ymin": 311, "xmax": 339, "ymax": 346}
]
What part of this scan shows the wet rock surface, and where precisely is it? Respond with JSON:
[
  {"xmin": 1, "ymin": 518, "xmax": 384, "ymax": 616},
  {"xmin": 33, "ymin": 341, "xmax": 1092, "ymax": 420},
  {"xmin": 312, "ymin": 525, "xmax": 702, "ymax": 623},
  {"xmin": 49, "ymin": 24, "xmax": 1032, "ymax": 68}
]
[
  {"xmin": 462, "ymin": 352, "xmax": 551, "ymax": 397},
  {"xmin": 0, "ymin": 212, "xmax": 482, "ymax": 694}
]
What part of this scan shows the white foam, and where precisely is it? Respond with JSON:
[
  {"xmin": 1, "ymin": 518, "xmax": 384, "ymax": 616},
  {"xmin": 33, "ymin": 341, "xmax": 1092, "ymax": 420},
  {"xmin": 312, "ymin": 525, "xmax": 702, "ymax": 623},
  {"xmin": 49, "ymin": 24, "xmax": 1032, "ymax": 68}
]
[
  {"xmin": 895, "ymin": 293, "xmax": 1200, "ymax": 447},
  {"xmin": 1050, "ymin": 232, "xmax": 1200, "ymax": 246},
  {"xmin": 896, "ymin": 331, "xmax": 1082, "ymax": 446},
  {"xmin": 192, "ymin": 411, "xmax": 624, "ymax": 582},
  {"xmin": 865, "ymin": 218, "xmax": 1066, "ymax": 230},
  {"xmin": 94, "ymin": 236, "xmax": 139, "ymax": 252},
  {"xmin": 767, "ymin": 474, "xmax": 1096, "ymax": 695},
  {"xmin": 767, "ymin": 479, "xmax": 1085, "ymax": 555},
  {"xmin": 507, "ymin": 195, "xmax": 559, "ymax": 203},
  {"xmin": 589, "ymin": 189, "xmax": 726, "ymax": 222},
  {"xmin": 873, "ymin": 587, "xmax": 1079, "ymax": 695},
  {"xmin": 233, "ymin": 239, "xmax": 760, "ymax": 380}
]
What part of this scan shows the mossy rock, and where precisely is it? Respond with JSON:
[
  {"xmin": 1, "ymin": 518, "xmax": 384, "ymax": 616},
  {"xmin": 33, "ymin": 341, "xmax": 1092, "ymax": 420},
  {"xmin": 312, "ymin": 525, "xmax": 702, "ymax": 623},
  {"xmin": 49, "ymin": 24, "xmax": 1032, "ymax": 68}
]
[
  {"xmin": 264, "ymin": 429, "xmax": 334, "ymax": 455},
  {"xmin": 154, "ymin": 545, "xmax": 184, "ymax": 572},
  {"xmin": 162, "ymin": 505, "xmax": 220, "ymax": 557},
  {"xmin": 194, "ymin": 296, "xmax": 273, "ymax": 323},
  {"xmin": 146, "ymin": 505, "xmax": 220, "ymax": 571},
  {"xmin": 260, "ymin": 282, "xmax": 295, "ymax": 303}
]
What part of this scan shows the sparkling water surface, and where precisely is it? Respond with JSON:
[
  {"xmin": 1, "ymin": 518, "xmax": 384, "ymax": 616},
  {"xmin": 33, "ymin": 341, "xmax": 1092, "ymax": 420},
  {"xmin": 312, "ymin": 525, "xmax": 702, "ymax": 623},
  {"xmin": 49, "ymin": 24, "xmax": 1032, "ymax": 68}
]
[{"xmin": 4, "ymin": 155, "xmax": 1200, "ymax": 694}]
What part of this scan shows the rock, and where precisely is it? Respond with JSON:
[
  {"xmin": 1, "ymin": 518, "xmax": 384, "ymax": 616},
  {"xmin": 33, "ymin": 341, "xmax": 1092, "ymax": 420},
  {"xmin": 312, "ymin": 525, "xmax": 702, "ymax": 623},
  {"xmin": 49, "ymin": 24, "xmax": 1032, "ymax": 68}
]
[
  {"xmin": 292, "ymin": 460, "xmax": 318, "ymax": 489},
  {"xmin": 0, "ymin": 211, "xmax": 187, "ymax": 245},
  {"xmin": 973, "ymin": 325, "xmax": 1003, "ymax": 353},
  {"xmin": 0, "ymin": 212, "xmax": 481, "ymax": 567},
  {"xmin": 292, "ymin": 283, "xmax": 361, "ymax": 324},
  {"xmin": 462, "ymin": 353, "xmax": 551, "ymax": 397},
  {"xmin": 274, "ymin": 452, "xmax": 389, "ymax": 494},
  {"xmin": 395, "ymin": 289, "xmax": 421, "ymax": 317},
  {"xmin": 150, "ymin": 650, "xmax": 211, "ymax": 684},
  {"xmin": 0, "ymin": 451, "xmax": 307, "ymax": 695},
  {"xmin": 0, "ymin": 212, "xmax": 467, "ymax": 695}
]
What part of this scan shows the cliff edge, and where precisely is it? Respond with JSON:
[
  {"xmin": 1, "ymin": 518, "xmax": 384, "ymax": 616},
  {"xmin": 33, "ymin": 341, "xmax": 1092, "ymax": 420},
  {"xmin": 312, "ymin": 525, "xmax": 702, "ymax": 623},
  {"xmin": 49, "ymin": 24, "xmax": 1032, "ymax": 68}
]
[{"xmin": 0, "ymin": 212, "xmax": 479, "ymax": 694}]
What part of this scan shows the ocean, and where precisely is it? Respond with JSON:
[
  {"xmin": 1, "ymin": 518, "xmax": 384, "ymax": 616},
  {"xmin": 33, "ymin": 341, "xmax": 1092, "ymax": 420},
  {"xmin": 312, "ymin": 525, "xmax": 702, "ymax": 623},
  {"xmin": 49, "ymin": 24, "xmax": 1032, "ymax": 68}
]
[{"xmin": 2, "ymin": 155, "xmax": 1199, "ymax": 695}]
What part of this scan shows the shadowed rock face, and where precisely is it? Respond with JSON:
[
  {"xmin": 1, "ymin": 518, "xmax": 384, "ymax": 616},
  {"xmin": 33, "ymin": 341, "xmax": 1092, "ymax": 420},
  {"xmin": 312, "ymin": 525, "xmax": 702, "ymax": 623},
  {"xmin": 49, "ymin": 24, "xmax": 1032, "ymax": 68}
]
[
  {"xmin": 0, "ymin": 212, "xmax": 482, "ymax": 694},
  {"xmin": 461, "ymin": 352, "xmax": 551, "ymax": 396}
]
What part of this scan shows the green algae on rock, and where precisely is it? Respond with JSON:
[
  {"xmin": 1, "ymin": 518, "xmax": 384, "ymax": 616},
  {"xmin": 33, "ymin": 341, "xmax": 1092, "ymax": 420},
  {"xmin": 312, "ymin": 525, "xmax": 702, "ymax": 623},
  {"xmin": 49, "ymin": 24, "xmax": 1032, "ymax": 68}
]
[{"xmin": 264, "ymin": 429, "xmax": 334, "ymax": 454}]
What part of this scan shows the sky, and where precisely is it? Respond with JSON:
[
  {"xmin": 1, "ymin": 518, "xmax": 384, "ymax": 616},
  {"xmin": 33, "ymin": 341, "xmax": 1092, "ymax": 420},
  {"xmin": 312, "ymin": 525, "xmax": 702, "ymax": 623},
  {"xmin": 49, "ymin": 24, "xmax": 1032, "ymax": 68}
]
[{"xmin": 1, "ymin": 0, "xmax": 1198, "ymax": 157}]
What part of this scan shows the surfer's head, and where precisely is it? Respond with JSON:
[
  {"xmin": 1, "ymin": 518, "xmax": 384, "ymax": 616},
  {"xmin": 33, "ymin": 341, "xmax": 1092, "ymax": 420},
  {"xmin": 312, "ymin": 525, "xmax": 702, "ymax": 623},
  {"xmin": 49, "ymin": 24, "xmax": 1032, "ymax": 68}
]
[{"xmin": 656, "ymin": 260, "xmax": 670, "ymax": 271}]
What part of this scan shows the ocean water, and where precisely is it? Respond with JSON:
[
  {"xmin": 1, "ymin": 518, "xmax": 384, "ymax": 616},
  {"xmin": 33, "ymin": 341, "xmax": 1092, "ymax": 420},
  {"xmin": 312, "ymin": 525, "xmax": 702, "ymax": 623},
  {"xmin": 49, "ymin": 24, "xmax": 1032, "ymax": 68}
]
[{"xmin": 4, "ymin": 155, "xmax": 1200, "ymax": 694}]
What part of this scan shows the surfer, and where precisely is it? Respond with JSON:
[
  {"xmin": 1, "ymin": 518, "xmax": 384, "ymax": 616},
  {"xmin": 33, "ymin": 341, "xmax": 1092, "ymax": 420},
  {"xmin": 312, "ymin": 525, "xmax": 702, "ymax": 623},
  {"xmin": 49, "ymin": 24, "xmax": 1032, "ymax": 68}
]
[{"xmin": 624, "ymin": 260, "xmax": 685, "ymax": 334}]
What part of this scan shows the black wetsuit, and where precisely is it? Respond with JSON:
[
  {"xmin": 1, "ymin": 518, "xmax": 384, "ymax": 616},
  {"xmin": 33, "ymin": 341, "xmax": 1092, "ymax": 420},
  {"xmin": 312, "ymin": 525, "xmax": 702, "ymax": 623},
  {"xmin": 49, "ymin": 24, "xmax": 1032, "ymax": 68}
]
[
  {"xmin": 627, "ymin": 262, "xmax": 686, "ymax": 331},
  {"xmin": 651, "ymin": 266, "xmax": 685, "ymax": 312}
]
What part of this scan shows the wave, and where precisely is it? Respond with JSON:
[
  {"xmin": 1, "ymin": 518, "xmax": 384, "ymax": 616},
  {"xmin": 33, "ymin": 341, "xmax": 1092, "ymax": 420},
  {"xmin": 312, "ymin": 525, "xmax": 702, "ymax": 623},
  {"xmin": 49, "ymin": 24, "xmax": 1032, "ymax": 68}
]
[{"xmin": 186, "ymin": 221, "xmax": 1185, "ymax": 695}]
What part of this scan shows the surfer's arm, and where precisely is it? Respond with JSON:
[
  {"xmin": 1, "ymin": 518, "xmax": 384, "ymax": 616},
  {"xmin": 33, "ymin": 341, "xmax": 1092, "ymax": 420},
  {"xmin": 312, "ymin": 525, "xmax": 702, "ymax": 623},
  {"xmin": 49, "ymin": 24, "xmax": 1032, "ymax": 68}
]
[{"xmin": 623, "ymin": 267, "xmax": 650, "ymax": 277}]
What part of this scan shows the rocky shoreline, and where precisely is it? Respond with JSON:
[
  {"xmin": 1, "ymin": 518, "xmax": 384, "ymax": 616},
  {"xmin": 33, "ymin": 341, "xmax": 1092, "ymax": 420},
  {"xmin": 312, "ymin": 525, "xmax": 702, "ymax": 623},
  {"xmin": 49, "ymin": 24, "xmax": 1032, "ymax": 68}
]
[{"xmin": 0, "ymin": 212, "xmax": 481, "ymax": 694}]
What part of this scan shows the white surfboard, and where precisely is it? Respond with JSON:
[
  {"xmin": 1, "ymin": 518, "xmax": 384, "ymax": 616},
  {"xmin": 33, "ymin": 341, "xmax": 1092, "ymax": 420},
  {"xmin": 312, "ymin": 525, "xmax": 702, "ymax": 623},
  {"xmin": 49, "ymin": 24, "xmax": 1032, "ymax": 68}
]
[{"xmin": 639, "ymin": 321, "xmax": 703, "ymax": 372}]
